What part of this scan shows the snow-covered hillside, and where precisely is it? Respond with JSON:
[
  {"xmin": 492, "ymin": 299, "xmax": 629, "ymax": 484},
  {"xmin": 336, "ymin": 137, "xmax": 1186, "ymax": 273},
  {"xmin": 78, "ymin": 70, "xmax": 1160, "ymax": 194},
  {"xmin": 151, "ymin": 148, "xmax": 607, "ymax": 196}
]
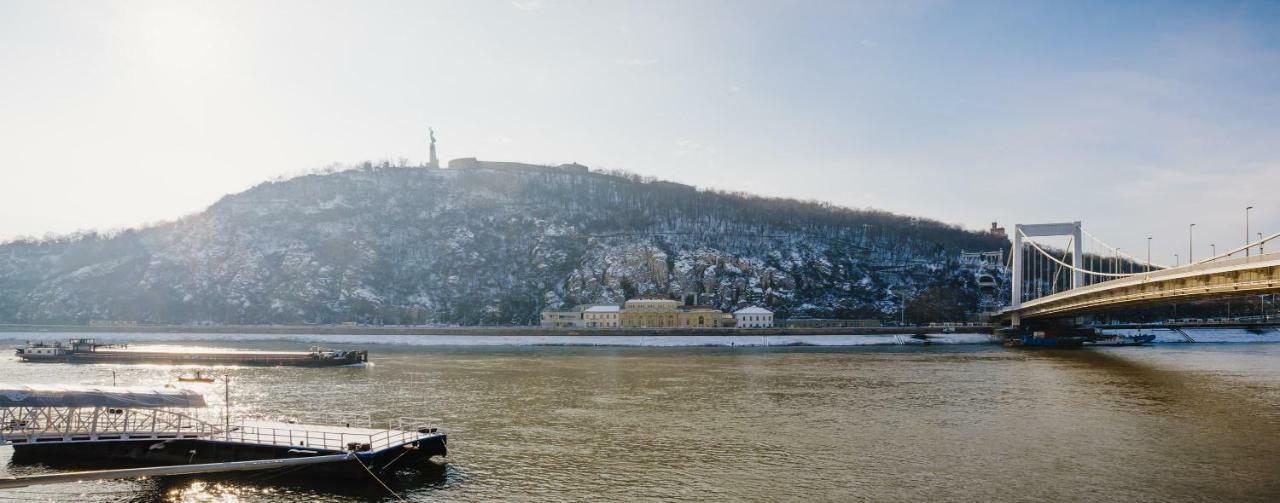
[{"xmin": 0, "ymin": 164, "xmax": 1009, "ymax": 325}]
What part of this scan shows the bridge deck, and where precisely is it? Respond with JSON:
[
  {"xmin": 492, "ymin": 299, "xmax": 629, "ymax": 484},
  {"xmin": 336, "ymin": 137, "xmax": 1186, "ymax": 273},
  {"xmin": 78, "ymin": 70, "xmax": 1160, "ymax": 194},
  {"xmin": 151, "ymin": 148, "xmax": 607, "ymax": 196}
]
[{"xmin": 1006, "ymin": 252, "xmax": 1280, "ymax": 321}]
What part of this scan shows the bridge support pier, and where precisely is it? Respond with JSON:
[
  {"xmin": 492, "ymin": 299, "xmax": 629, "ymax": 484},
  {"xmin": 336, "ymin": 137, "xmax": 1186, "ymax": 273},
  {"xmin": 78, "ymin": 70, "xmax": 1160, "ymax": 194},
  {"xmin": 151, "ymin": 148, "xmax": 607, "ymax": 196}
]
[{"xmin": 1010, "ymin": 221, "xmax": 1083, "ymax": 326}]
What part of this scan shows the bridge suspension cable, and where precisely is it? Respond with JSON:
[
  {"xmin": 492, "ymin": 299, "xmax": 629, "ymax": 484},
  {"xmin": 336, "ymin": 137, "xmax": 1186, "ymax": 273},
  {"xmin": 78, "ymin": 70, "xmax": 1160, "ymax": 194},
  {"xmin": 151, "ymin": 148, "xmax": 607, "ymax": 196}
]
[
  {"xmin": 1079, "ymin": 228, "xmax": 1171, "ymax": 271},
  {"xmin": 1017, "ymin": 228, "xmax": 1138, "ymax": 278}
]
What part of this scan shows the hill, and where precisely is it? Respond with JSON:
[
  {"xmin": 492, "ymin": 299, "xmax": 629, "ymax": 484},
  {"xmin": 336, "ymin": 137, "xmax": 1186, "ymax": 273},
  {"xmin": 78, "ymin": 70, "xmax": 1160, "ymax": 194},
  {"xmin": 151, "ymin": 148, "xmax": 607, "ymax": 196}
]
[{"xmin": 0, "ymin": 162, "xmax": 1009, "ymax": 325}]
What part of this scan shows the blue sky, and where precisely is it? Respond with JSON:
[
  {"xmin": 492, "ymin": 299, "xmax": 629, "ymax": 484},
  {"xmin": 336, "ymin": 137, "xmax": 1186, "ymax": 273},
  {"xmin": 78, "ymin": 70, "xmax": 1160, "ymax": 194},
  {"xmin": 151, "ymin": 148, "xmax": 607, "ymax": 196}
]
[{"xmin": 1, "ymin": 0, "xmax": 1276, "ymax": 262}]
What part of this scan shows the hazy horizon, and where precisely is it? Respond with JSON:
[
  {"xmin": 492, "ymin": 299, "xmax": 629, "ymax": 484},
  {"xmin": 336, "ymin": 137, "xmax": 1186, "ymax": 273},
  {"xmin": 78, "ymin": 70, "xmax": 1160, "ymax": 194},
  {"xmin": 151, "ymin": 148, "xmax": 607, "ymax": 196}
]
[{"xmin": 2, "ymin": 0, "xmax": 1278, "ymax": 262}]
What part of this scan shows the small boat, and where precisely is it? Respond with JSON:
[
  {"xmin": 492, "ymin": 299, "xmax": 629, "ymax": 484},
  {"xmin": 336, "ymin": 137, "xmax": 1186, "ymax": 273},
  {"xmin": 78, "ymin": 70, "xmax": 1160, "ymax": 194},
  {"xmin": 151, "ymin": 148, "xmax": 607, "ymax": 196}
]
[{"xmin": 177, "ymin": 371, "xmax": 216, "ymax": 383}]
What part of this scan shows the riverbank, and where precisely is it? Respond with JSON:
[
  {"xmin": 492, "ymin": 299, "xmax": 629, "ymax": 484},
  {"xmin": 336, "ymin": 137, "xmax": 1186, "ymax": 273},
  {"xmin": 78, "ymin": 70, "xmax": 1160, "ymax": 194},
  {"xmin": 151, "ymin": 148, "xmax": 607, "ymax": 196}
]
[
  {"xmin": 0, "ymin": 327, "xmax": 1277, "ymax": 347},
  {"xmin": 0, "ymin": 330, "xmax": 998, "ymax": 347}
]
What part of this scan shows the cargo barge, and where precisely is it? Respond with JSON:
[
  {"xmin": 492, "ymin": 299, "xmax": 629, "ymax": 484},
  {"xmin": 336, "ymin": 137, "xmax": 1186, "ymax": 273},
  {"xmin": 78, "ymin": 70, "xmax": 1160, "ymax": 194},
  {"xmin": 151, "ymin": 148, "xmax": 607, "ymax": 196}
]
[
  {"xmin": 998, "ymin": 326, "xmax": 1095, "ymax": 348},
  {"xmin": 14, "ymin": 339, "xmax": 367, "ymax": 367}
]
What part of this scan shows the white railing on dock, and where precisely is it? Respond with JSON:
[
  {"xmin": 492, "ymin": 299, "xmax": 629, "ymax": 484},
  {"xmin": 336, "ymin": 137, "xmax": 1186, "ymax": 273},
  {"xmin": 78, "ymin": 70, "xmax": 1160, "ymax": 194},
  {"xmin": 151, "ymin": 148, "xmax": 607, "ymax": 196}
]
[
  {"xmin": 221, "ymin": 418, "xmax": 439, "ymax": 452},
  {"xmin": 1, "ymin": 406, "xmax": 215, "ymax": 445},
  {"xmin": 1, "ymin": 406, "xmax": 440, "ymax": 453}
]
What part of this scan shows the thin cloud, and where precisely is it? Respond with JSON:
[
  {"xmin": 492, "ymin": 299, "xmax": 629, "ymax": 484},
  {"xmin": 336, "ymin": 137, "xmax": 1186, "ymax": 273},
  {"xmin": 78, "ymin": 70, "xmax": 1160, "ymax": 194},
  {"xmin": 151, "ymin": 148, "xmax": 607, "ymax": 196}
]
[
  {"xmin": 511, "ymin": 0, "xmax": 545, "ymax": 11},
  {"xmin": 674, "ymin": 139, "xmax": 717, "ymax": 157},
  {"xmin": 616, "ymin": 57, "xmax": 659, "ymax": 67}
]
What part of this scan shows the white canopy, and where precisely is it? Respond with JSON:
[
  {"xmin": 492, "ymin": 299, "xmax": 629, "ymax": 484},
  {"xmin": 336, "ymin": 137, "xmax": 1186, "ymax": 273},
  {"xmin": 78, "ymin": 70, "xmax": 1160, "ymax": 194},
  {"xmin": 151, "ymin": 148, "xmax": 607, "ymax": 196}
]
[{"xmin": 0, "ymin": 384, "xmax": 206, "ymax": 409}]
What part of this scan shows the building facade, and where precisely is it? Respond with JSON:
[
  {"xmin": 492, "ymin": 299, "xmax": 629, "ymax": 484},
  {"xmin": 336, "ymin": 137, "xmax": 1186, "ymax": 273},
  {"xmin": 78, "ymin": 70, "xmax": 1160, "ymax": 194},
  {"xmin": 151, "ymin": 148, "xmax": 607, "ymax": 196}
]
[
  {"xmin": 543, "ymin": 297, "xmax": 762, "ymax": 330},
  {"xmin": 540, "ymin": 306, "xmax": 586, "ymax": 328},
  {"xmin": 620, "ymin": 296, "xmax": 681, "ymax": 328},
  {"xmin": 733, "ymin": 306, "xmax": 774, "ymax": 328},
  {"xmin": 582, "ymin": 305, "xmax": 621, "ymax": 328},
  {"xmin": 677, "ymin": 306, "xmax": 725, "ymax": 328}
]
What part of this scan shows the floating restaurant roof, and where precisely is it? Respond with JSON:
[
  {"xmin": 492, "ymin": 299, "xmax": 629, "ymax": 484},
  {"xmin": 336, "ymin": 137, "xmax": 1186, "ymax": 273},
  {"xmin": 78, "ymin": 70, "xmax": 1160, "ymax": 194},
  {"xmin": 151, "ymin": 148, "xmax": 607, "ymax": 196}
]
[{"xmin": 0, "ymin": 384, "xmax": 206, "ymax": 409}]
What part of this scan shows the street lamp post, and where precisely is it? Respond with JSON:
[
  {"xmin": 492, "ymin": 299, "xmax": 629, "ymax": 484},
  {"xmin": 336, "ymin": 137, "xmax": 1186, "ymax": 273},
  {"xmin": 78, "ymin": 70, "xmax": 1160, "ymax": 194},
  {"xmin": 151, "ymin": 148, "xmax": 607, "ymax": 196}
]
[
  {"xmin": 1261, "ymin": 232, "xmax": 1266, "ymax": 255},
  {"xmin": 224, "ymin": 375, "xmax": 231, "ymax": 439},
  {"xmin": 888, "ymin": 288, "xmax": 905, "ymax": 326},
  {"xmin": 1189, "ymin": 224, "xmax": 1196, "ymax": 263},
  {"xmin": 1211, "ymin": 243, "xmax": 1216, "ymax": 257},
  {"xmin": 1246, "ymin": 206, "xmax": 1253, "ymax": 257},
  {"xmin": 1175, "ymin": 253, "xmax": 1180, "ymax": 267}
]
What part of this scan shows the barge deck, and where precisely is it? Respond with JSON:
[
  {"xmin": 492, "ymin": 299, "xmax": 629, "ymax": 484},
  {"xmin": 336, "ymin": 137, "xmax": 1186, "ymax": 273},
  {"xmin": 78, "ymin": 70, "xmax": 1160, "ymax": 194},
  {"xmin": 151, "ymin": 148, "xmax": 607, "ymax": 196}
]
[{"xmin": 15, "ymin": 338, "xmax": 368, "ymax": 367}]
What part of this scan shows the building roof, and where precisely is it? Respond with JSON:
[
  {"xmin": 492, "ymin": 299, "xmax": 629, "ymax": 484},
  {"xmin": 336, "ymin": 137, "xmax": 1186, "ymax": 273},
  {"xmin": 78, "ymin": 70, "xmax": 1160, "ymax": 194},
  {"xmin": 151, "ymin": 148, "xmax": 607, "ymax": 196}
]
[
  {"xmin": 734, "ymin": 306, "xmax": 773, "ymax": 315},
  {"xmin": 0, "ymin": 384, "xmax": 207, "ymax": 409},
  {"xmin": 679, "ymin": 305, "xmax": 722, "ymax": 312},
  {"xmin": 584, "ymin": 305, "xmax": 621, "ymax": 313}
]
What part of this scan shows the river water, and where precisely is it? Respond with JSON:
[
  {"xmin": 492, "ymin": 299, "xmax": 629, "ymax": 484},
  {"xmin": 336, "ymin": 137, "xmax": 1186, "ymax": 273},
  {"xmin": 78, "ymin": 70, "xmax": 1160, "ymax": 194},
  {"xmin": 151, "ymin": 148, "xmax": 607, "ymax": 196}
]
[{"xmin": 2, "ymin": 339, "xmax": 1279, "ymax": 501}]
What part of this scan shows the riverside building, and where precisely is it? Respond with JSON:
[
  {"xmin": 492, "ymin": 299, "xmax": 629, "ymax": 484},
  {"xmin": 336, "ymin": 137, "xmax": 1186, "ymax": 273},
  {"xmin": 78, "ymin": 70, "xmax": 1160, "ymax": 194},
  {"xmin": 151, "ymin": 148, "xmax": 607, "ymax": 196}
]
[
  {"xmin": 539, "ymin": 297, "xmax": 774, "ymax": 330},
  {"xmin": 583, "ymin": 305, "xmax": 621, "ymax": 328},
  {"xmin": 540, "ymin": 305, "xmax": 586, "ymax": 328},
  {"xmin": 620, "ymin": 295, "xmax": 681, "ymax": 328},
  {"xmin": 733, "ymin": 306, "xmax": 774, "ymax": 328}
]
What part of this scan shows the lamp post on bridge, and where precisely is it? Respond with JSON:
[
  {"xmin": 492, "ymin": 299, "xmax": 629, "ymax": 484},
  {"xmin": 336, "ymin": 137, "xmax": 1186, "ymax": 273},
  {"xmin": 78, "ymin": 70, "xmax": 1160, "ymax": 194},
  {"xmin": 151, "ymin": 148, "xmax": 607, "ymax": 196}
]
[
  {"xmin": 1261, "ymin": 232, "xmax": 1265, "ymax": 255},
  {"xmin": 1246, "ymin": 206, "xmax": 1253, "ymax": 257},
  {"xmin": 1189, "ymin": 224, "xmax": 1196, "ymax": 264},
  {"xmin": 1175, "ymin": 253, "xmax": 1179, "ymax": 267},
  {"xmin": 1211, "ymin": 243, "xmax": 1216, "ymax": 257},
  {"xmin": 1147, "ymin": 237, "xmax": 1152, "ymax": 273}
]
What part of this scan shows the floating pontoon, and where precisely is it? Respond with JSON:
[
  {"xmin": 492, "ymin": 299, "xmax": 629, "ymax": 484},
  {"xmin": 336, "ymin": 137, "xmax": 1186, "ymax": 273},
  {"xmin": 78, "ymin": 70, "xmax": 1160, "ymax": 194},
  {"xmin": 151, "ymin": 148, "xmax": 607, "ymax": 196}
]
[{"xmin": 0, "ymin": 384, "xmax": 446, "ymax": 488}]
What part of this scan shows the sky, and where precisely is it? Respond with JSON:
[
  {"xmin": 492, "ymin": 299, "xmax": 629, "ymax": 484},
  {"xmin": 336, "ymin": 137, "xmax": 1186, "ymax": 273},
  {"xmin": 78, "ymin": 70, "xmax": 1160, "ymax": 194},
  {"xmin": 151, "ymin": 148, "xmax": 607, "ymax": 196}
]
[{"xmin": 1, "ymin": 0, "xmax": 1277, "ymax": 263}]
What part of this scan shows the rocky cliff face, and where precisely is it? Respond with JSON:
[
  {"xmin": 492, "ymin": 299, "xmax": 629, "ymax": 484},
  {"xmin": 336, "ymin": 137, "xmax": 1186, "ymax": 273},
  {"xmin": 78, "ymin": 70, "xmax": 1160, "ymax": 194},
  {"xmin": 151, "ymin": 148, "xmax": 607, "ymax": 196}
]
[{"xmin": 0, "ymin": 164, "xmax": 1009, "ymax": 325}]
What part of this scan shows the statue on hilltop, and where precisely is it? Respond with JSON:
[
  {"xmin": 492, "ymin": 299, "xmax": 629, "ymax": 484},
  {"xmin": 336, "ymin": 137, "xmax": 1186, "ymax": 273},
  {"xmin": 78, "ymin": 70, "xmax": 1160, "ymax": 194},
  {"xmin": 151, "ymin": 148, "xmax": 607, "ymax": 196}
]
[{"xmin": 427, "ymin": 127, "xmax": 439, "ymax": 168}]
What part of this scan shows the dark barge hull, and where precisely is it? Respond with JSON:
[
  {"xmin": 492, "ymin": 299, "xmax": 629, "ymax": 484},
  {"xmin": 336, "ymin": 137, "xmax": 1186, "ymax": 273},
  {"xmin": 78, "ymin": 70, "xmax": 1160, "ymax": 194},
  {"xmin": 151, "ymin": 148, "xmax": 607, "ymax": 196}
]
[
  {"xmin": 16, "ymin": 351, "xmax": 368, "ymax": 367},
  {"xmin": 9, "ymin": 435, "xmax": 446, "ymax": 479},
  {"xmin": 998, "ymin": 326, "xmax": 1097, "ymax": 348}
]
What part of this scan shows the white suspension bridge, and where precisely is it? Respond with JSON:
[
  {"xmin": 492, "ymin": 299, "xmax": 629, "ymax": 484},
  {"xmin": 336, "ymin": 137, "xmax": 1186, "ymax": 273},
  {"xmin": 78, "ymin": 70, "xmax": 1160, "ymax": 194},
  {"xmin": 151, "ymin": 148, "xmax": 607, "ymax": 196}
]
[{"xmin": 1002, "ymin": 221, "xmax": 1280, "ymax": 325}]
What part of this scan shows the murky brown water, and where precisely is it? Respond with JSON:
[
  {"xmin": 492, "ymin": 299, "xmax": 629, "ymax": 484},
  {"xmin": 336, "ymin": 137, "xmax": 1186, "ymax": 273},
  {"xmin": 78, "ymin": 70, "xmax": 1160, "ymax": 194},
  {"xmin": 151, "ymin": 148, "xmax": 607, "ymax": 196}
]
[{"xmin": 2, "ymin": 341, "xmax": 1280, "ymax": 501}]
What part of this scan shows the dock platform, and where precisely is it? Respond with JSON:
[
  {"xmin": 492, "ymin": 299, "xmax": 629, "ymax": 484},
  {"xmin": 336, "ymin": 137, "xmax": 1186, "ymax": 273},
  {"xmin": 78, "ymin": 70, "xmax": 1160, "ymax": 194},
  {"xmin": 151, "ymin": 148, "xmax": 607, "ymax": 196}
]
[{"xmin": 0, "ymin": 384, "xmax": 446, "ymax": 485}]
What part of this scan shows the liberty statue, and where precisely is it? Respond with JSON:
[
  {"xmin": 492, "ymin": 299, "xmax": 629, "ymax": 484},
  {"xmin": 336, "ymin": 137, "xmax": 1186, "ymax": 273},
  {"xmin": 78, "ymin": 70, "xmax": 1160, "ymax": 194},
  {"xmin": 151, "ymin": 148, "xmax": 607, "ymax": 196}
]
[{"xmin": 428, "ymin": 128, "xmax": 439, "ymax": 168}]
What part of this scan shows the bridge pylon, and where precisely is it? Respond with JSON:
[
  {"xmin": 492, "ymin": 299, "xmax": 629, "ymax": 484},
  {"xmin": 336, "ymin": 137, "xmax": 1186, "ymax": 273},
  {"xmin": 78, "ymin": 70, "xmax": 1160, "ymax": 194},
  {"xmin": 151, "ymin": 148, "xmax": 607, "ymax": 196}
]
[{"xmin": 1010, "ymin": 221, "xmax": 1083, "ymax": 325}]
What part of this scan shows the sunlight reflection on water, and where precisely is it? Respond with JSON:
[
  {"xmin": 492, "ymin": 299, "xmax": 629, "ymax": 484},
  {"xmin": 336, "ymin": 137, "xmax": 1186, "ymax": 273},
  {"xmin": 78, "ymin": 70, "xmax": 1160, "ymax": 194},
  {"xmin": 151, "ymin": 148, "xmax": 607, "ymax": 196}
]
[{"xmin": 2, "ymin": 340, "xmax": 1279, "ymax": 502}]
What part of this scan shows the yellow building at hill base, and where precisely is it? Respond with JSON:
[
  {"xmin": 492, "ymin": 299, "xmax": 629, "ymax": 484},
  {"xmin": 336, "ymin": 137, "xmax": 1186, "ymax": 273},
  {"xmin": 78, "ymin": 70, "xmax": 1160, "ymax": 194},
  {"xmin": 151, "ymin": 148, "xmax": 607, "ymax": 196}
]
[{"xmin": 539, "ymin": 295, "xmax": 772, "ymax": 330}]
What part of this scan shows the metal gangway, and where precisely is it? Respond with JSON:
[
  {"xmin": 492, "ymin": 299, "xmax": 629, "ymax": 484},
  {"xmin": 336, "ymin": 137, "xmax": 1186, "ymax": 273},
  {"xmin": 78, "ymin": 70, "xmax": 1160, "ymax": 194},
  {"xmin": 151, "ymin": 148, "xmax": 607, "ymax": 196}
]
[{"xmin": 0, "ymin": 384, "xmax": 215, "ymax": 446}]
